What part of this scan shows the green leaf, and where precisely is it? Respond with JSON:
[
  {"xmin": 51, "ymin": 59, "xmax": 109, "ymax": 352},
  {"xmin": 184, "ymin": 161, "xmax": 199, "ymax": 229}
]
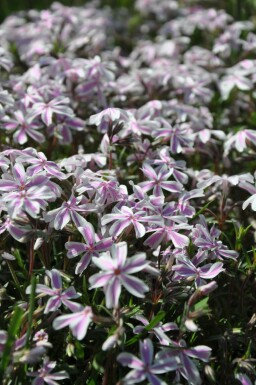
[
  {"xmin": 0, "ymin": 307, "xmax": 24, "ymax": 377},
  {"xmin": 144, "ymin": 311, "xmax": 166, "ymax": 331},
  {"xmin": 75, "ymin": 340, "xmax": 85, "ymax": 359},
  {"xmin": 92, "ymin": 352, "xmax": 105, "ymax": 374},
  {"xmin": 192, "ymin": 200, "xmax": 215, "ymax": 220},
  {"xmin": 243, "ymin": 340, "xmax": 252, "ymax": 359},
  {"xmin": 87, "ymin": 380, "xmax": 96, "ymax": 385},
  {"xmin": 125, "ymin": 311, "xmax": 166, "ymax": 346},
  {"xmin": 193, "ymin": 297, "xmax": 210, "ymax": 312},
  {"xmin": 125, "ymin": 334, "xmax": 142, "ymax": 346}
]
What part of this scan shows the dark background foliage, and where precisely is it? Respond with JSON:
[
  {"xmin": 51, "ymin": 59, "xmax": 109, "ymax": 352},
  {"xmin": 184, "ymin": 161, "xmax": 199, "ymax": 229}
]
[
  {"xmin": 0, "ymin": 0, "xmax": 256, "ymax": 22},
  {"xmin": 0, "ymin": 0, "xmax": 133, "ymax": 21}
]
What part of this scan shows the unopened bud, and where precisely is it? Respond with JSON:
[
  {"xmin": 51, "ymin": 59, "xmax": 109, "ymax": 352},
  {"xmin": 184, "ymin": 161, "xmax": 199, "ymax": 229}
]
[
  {"xmin": 199, "ymin": 281, "xmax": 218, "ymax": 295},
  {"xmin": 204, "ymin": 364, "xmax": 216, "ymax": 384},
  {"xmin": 188, "ymin": 281, "xmax": 218, "ymax": 307},
  {"xmin": 185, "ymin": 319, "xmax": 198, "ymax": 332}
]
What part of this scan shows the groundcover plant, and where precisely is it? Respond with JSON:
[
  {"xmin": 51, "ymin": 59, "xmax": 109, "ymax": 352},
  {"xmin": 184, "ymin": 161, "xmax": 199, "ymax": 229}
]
[{"xmin": 0, "ymin": 1, "xmax": 256, "ymax": 384}]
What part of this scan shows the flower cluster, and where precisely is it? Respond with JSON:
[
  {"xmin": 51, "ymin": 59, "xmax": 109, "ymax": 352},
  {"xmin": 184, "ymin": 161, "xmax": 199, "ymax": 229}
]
[{"xmin": 0, "ymin": 1, "xmax": 255, "ymax": 384}]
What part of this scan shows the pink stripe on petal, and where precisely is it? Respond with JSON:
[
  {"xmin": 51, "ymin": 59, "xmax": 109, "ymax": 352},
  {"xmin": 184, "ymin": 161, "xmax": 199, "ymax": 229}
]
[
  {"xmin": 53, "ymin": 313, "xmax": 77, "ymax": 331},
  {"xmin": 62, "ymin": 286, "xmax": 79, "ymax": 299},
  {"xmin": 161, "ymin": 181, "xmax": 182, "ymax": 192},
  {"xmin": 185, "ymin": 345, "xmax": 211, "ymax": 362},
  {"xmin": 114, "ymin": 242, "xmax": 127, "ymax": 266},
  {"xmin": 144, "ymin": 230, "xmax": 165, "ymax": 249},
  {"xmin": 121, "ymin": 274, "xmax": 148, "ymax": 298},
  {"xmin": 140, "ymin": 339, "xmax": 153, "ymax": 365},
  {"xmin": 168, "ymin": 231, "xmax": 189, "ymax": 248},
  {"xmin": 94, "ymin": 237, "xmax": 113, "ymax": 251},
  {"xmin": 133, "ymin": 221, "xmax": 146, "ymax": 238},
  {"xmin": 71, "ymin": 316, "xmax": 91, "ymax": 340},
  {"xmin": 44, "ymin": 296, "xmax": 61, "ymax": 313},
  {"xmin": 117, "ymin": 353, "xmax": 144, "ymax": 369},
  {"xmin": 89, "ymin": 272, "xmax": 114, "ymax": 288},
  {"xmin": 75, "ymin": 253, "xmax": 91, "ymax": 274},
  {"xmin": 145, "ymin": 373, "xmax": 163, "ymax": 385},
  {"xmin": 34, "ymin": 284, "xmax": 55, "ymax": 295},
  {"xmin": 123, "ymin": 253, "xmax": 147, "ymax": 274},
  {"xmin": 54, "ymin": 209, "xmax": 70, "ymax": 230},
  {"xmin": 109, "ymin": 219, "xmax": 130, "ymax": 237},
  {"xmin": 65, "ymin": 242, "xmax": 88, "ymax": 258},
  {"xmin": 42, "ymin": 107, "xmax": 53, "ymax": 126},
  {"xmin": 92, "ymin": 255, "xmax": 115, "ymax": 270},
  {"xmin": 105, "ymin": 277, "xmax": 121, "ymax": 308},
  {"xmin": 13, "ymin": 163, "xmax": 26, "ymax": 184},
  {"xmin": 236, "ymin": 373, "xmax": 253, "ymax": 385},
  {"xmin": 13, "ymin": 129, "xmax": 27, "ymax": 145},
  {"xmin": 50, "ymin": 269, "xmax": 62, "ymax": 290},
  {"xmin": 199, "ymin": 262, "xmax": 224, "ymax": 279},
  {"xmin": 179, "ymin": 354, "xmax": 200, "ymax": 384},
  {"xmin": 78, "ymin": 223, "xmax": 95, "ymax": 245}
]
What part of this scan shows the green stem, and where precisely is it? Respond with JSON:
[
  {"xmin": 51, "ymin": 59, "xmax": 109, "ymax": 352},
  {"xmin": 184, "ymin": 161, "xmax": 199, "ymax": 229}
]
[
  {"xmin": 6, "ymin": 261, "xmax": 25, "ymax": 301},
  {"xmin": 25, "ymin": 275, "xmax": 36, "ymax": 348}
]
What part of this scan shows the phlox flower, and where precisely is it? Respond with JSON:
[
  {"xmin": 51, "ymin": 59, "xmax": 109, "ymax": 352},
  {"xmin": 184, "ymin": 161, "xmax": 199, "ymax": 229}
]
[
  {"xmin": 219, "ymin": 72, "xmax": 252, "ymax": 100},
  {"xmin": 184, "ymin": 46, "xmax": 223, "ymax": 68},
  {"xmin": 239, "ymin": 176, "xmax": 256, "ymax": 211},
  {"xmin": 235, "ymin": 373, "xmax": 254, "ymax": 385},
  {"xmin": 133, "ymin": 314, "xmax": 178, "ymax": 346},
  {"xmin": 123, "ymin": 107, "xmax": 160, "ymax": 137},
  {"xmin": 0, "ymin": 163, "xmax": 57, "ymax": 219},
  {"xmin": 172, "ymin": 254, "xmax": 224, "ymax": 287},
  {"xmin": 52, "ymin": 305, "xmax": 93, "ymax": 340},
  {"xmin": 29, "ymin": 96, "xmax": 74, "ymax": 126},
  {"xmin": 65, "ymin": 223, "xmax": 113, "ymax": 274},
  {"xmin": 17, "ymin": 150, "xmax": 66, "ymax": 179},
  {"xmin": 176, "ymin": 76, "xmax": 214, "ymax": 105},
  {"xmin": 47, "ymin": 115, "xmax": 85, "ymax": 145},
  {"xmin": 76, "ymin": 170, "xmax": 128, "ymax": 206},
  {"xmin": 44, "ymin": 195, "xmax": 95, "ymax": 230},
  {"xmin": 224, "ymin": 129, "xmax": 256, "ymax": 154},
  {"xmin": 197, "ymin": 171, "xmax": 240, "ymax": 193},
  {"xmin": 117, "ymin": 338, "xmax": 179, "ymax": 385},
  {"xmin": 158, "ymin": 340, "xmax": 211, "ymax": 385},
  {"xmin": 139, "ymin": 163, "xmax": 183, "ymax": 197},
  {"xmin": 243, "ymin": 193, "xmax": 256, "ymax": 211},
  {"xmin": 26, "ymin": 269, "xmax": 81, "ymax": 313},
  {"xmin": 75, "ymin": 56, "xmax": 115, "ymax": 106},
  {"xmin": 144, "ymin": 220, "xmax": 191, "ymax": 249},
  {"xmin": 2, "ymin": 109, "xmax": 45, "ymax": 144},
  {"xmin": 33, "ymin": 330, "xmax": 52, "ymax": 348},
  {"xmin": 101, "ymin": 205, "xmax": 159, "ymax": 239},
  {"xmin": 168, "ymin": 189, "xmax": 204, "ymax": 217},
  {"xmin": 89, "ymin": 177, "xmax": 128, "ymax": 206},
  {"xmin": 0, "ymin": 214, "xmax": 32, "ymax": 242},
  {"xmin": 155, "ymin": 119, "xmax": 194, "ymax": 154},
  {"xmin": 0, "ymin": 89, "xmax": 14, "ymax": 108},
  {"xmin": 0, "ymin": 330, "xmax": 46, "ymax": 364},
  {"xmin": 152, "ymin": 147, "xmax": 188, "ymax": 184},
  {"xmin": 89, "ymin": 107, "xmax": 129, "ymax": 133},
  {"xmin": 27, "ymin": 358, "xmax": 69, "ymax": 385},
  {"xmin": 89, "ymin": 242, "xmax": 150, "ymax": 308},
  {"xmin": 191, "ymin": 216, "xmax": 238, "ymax": 260},
  {"xmin": 243, "ymin": 32, "xmax": 256, "ymax": 52},
  {"xmin": 0, "ymin": 47, "xmax": 13, "ymax": 72},
  {"xmin": 4, "ymin": 186, "xmax": 54, "ymax": 219}
]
